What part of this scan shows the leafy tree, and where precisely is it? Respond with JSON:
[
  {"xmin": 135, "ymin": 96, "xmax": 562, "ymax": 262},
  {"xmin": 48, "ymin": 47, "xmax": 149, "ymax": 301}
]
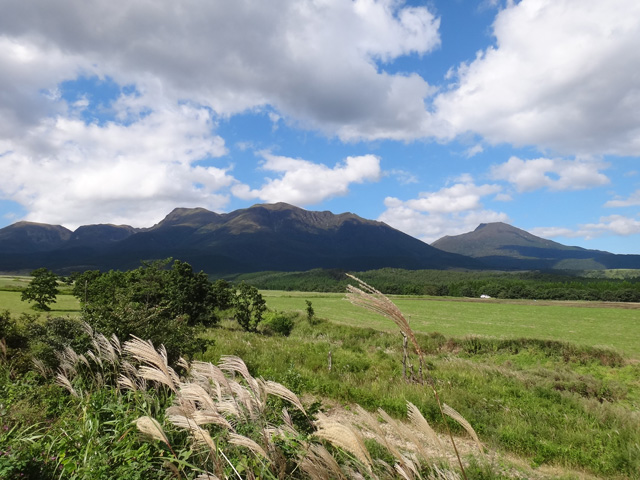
[
  {"xmin": 73, "ymin": 259, "xmax": 220, "ymax": 361},
  {"xmin": 21, "ymin": 268, "xmax": 60, "ymax": 311},
  {"xmin": 211, "ymin": 279, "xmax": 234, "ymax": 311},
  {"xmin": 233, "ymin": 282, "xmax": 266, "ymax": 332},
  {"xmin": 166, "ymin": 260, "xmax": 217, "ymax": 326}
]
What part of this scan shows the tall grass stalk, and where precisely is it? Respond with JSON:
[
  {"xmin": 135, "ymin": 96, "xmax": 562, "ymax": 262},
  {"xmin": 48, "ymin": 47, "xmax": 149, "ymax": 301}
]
[{"xmin": 346, "ymin": 274, "xmax": 481, "ymax": 480}]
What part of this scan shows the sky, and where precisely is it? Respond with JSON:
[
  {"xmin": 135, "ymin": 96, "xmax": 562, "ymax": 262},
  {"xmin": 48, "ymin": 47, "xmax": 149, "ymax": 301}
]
[{"xmin": 1, "ymin": 0, "xmax": 640, "ymax": 254}]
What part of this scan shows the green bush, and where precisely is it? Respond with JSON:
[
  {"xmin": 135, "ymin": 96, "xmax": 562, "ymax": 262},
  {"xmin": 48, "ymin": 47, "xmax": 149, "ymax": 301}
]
[
  {"xmin": 261, "ymin": 311, "xmax": 296, "ymax": 336},
  {"xmin": 74, "ymin": 259, "xmax": 224, "ymax": 362}
]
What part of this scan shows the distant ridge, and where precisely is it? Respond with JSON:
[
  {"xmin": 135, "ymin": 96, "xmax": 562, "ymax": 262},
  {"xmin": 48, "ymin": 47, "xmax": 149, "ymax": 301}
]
[
  {"xmin": 0, "ymin": 203, "xmax": 480, "ymax": 274},
  {"xmin": 0, "ymin": 221, "xmax": 72, "ymax": 253},
  {"xmin": 432, "ymin": 222, "xmax": 640, "ymax": 270}
]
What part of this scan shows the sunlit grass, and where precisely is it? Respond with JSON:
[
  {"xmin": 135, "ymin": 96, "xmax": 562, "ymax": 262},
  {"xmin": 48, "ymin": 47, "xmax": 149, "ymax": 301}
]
[
  {"xmin": 0, "ymin": 290, "xmax": 81, "ymax": 317},
  {"xmin": 263, "ymin": 291, "xmax": 640, "ymax": 358},
  {"xmin": 199, "ymin": 315, "xmax": 640, "ymax": 478}
]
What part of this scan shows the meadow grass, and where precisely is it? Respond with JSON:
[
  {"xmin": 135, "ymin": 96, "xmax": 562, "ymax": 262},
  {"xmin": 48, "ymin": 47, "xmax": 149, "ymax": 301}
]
[
  {"xmin": 0, "ymin": 290, "xmax": 81, "ymax": 317},
  {"xmin": 0, "ymin": 275, "xmax": 32, "ymax": 290},
  {"xmin": 200, "ymin": 315, "xmax": 640, "ymax": 478},
  {"xmin": 3, "ymin": 281, "xmax": 640, "ymax": 477},
  {"xmin": 3, "ymin": 282, "xmax": 637, "ymax": 358},
  {"xmin": 263, "ymin": 291, "xmax": 640, "ymax": 358}
]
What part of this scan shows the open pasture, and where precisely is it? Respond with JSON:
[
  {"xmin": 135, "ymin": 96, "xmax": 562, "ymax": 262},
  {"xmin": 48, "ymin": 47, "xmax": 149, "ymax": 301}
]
[
  {"xmin": 0, "ymin": 275, "xmax": 31, "ymax": 290},
  {"xmin": 0, "ymin": 290, "xmax": 81, "ymax": 317},
  {"xmin": 263, "ymin": 291, "xmax": 640, "ymax": 358}
]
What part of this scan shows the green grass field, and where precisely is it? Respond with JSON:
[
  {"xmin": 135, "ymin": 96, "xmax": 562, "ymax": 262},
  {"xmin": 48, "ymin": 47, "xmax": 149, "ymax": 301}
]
[
  {"xmin": 2, "ymin": 278, "xmax": 638, "ymax": 359},
  {"xmin": 0, "ymin": 291, "xmax": 81, "ymax": 317},
  {"xmin": 0, "ymin": 275, "xmax": 32, "ymax": 290},
  {"xmin": 263, "ymin": 291, "xmax": 640, "ymax": 358}
]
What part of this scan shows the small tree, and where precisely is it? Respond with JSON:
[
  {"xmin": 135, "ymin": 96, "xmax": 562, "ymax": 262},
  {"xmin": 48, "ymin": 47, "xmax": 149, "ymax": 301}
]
[
  {"xmin": 21, "ymin": 268, "xmax": 59, "ymax": 311},
  {"xmin": 233, "ymin": 282, "xmax": 266, "ymax": 332},
  {"xmin": 305, "ymin": 300, "xmax": 315, "ymax": 323}
]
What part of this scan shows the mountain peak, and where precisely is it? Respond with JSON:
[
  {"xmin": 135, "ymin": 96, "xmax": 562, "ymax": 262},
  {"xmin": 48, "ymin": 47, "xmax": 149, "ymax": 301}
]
[
  {"xmin": 0, "ymin": 203, "xmax": 480, "ymax": 273},
  {"xmin": 0, "ymin": 221, "xmax": 72, "ymax": 253},
  {"xmin": 154, "ymin": 207, "xmax": 223, "ymax": 229},
  {"xmin": 432, "ymin": 222, "xmax": 622, "ymax": 270},
  {"xmin": 474, "ymin": 222, "xmax": 522, "ymax": 233}
]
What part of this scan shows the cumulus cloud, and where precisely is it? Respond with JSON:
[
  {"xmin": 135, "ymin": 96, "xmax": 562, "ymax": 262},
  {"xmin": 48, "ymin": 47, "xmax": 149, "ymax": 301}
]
[
  {"xmin": 533, "ymin": 215, "xmax": 640, "ymax": 241},
  {"xmin": 0, "ymin": 0, "xmax": 441, "ymax": 141},
  {"xmin": 0, "ymin": 103, "xmax": 232, "ymax": 228},
  {"xmin": 403, "ymin": 182, "xmax": 501, "ymax": 213},
  {"xmin": 529, "ymin": 226, "xmax": 584, "ymax": 239},
  {"xmin": 433, "ymin": 0, "xmax": 640, "ymax": 155},
  {"xmin": 378, "ymin": 181, "xmax": 508, "ymax": 242},
  {"xmin": 232, "ymin": 153, "xmax": 381, "ymax": 205},
  {"xmin": 2, "ymin": 0, "xmax": 640, "ymax": 149},
  {"xmin": 2, "ymin": 0, "xmax": 640, "ymax": 236},
  {"xmin": 0, "ymin": 0, "xmax": 445, "ymax": 226},
  {"xmin": 490, "ymin": 157, "xmax": 610, "ymax": 192},
  {"xmin": 582, "ymin": 215, "xmax": 640, "ymax": 237},
  {"xmin": 604, "ymin": 190, "xmax": 640, "ymax": 208}
]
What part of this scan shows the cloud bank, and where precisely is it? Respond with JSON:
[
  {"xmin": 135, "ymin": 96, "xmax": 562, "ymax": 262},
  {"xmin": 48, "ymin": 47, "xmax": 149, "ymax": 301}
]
[{"xmin": 0, "ymin": 0, "xmax": 639, "ymax": 244}]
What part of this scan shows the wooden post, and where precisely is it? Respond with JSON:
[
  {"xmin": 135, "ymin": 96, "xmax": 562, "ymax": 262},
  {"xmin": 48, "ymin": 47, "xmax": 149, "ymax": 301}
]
[
  {"xmin": 402, "ymin": 333, "xmax": 408, "ymax": 380},
  {"xmin": 328, "ymin": 350, "xmax": 332, "ymax": 372}
]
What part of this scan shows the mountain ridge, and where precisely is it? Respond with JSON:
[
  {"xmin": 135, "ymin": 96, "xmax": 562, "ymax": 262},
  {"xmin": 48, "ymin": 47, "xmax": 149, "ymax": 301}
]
[
  {"xmin": 0, "ymin": 203, "xmax": 480, "ymax": 274},
  {"xmin": 2, "ymin": 206, "xmax": 639, "ymax": 274}
]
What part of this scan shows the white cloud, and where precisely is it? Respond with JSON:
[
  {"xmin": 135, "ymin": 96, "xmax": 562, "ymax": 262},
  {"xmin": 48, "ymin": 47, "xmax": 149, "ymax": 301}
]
[
  {"xmin": 490, "ymin": 157, "xmax": 610, "ymax": 192},
  {"xmin": 533, "ymin": 215, "xmax": 640, "ymax": 241},
  {"xmin": 386, "ymin": 169, "xmax": 418, "ymax": 185},
  {"xmin": 433, "ymin": 0, "xmax": 640, "ymax": 155},
  {"xmin": 529, "ymin": 226, "xmax": 583, "ymax": 239},
  {"xmin": 604, "ymin": 190, "xmax": 640, "ymax": 208},
  {"xmin": 0, "ymin": 104, "xmax": 233, "ymax": 229},
  {"xmin": 582, "ymin": 215, "xmax": 640, "ymax": 237},
  {"xmin": 2, "ymin": 0, "xmax": 640, "ymax": 150},
  {"xmin": 232, "ymin": 153, "xmax": 381, "ymax": 205},
  {"xmin": 0, "ymin": 0, "xmax": 444, "ymax": 227},
  {"xmin": 405, "ymin": 182, "xmax": 502, "ymax": 213},
  {"xmin": 464, "ymin": 143, "xmax": 484, "ymax": 158},
  {"xmin": 0, "ymin": 0, "xmax": 442, "ymax": 141},
  {"xmin": 378, "ymin": 181, "xmax": 508, "ymax": 242}
]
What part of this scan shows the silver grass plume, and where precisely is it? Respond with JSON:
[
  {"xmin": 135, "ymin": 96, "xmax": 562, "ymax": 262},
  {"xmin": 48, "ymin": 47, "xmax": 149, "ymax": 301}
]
[
  {"xmin": 407, "ymin": 402, "xmax": 443, "ymax": 452},
  {"xmin": 442, "ymin": 404, "xmax": 483, "ymax": 453},
  {"xmin": 314, "ymin": 414, "xmax": 373, "ymax": 471},
  {"xmin": 123, "ymin": 336, "xmax": 179, "ymax": 392}
]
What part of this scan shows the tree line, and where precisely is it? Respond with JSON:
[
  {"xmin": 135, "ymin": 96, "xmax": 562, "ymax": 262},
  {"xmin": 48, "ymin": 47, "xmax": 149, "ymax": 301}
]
[{"xmin": 235, "ymin": 267, "xmax": 640, "ymax": 302}]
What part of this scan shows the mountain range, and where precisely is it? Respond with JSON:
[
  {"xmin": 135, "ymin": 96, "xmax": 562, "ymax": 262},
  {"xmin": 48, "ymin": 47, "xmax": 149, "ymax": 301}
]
[
  {"xmin": 1, "ymin": 203, "xmax": 639, "ymax": 274},
  {"xmin": 0, "ymin": 203, "xmax": 477, "ymax": 274}
]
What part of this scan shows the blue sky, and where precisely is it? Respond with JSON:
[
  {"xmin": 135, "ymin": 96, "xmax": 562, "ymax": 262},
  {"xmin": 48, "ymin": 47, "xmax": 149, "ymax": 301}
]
[{"xmin": 1, "ymin": 0, "xmax": 640, "ymax": 253}]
